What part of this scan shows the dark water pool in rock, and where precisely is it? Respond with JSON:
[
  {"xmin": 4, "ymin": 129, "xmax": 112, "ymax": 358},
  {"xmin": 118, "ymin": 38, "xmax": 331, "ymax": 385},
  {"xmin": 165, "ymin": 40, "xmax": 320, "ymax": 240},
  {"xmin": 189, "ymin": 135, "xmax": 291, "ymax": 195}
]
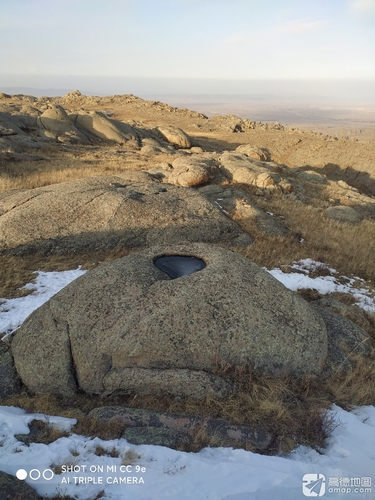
[{"xmin": 154, "ymin": 255, "xmax": 206, "ymax": 279}]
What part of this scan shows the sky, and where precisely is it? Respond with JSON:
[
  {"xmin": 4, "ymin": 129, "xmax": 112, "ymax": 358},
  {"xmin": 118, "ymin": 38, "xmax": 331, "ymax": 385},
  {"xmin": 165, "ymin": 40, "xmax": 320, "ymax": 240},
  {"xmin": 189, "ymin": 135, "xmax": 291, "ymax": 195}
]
[{"xmin": 1, "ymin": 0, "xmax": 375, "ymax": 98}]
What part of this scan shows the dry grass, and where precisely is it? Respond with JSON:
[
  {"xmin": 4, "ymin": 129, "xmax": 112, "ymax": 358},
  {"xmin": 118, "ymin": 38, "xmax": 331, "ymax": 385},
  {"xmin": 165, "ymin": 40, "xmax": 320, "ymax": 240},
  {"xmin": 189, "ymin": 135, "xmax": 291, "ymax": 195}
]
[
  {"xmin": 325, "ymin": 352, "xmax": 375, "ymax": 407},
  {"xmin": 15, "ymin": 419, "xmax": 70, "ymax": 445},
  {"xmin": 234, "ymin": 194, "xmax": 375, "ymax": 282},
  {"xmin": 0, "ymin": 148, "xmax": 175, "ymax": 192},
  {"xmin": 3, "ymin": 348, "xmax": 374, "ymax": 455},
  {"xmin": 121, "ymin": 449, "xmax": 142, "ymax": 466},
  {"xmin": 94, "ymin": 445, "xmax": 119, "ymax": 458},
  {"xmin": 0, "ymin": 247, "xmax": 130, "ymax": 299}
]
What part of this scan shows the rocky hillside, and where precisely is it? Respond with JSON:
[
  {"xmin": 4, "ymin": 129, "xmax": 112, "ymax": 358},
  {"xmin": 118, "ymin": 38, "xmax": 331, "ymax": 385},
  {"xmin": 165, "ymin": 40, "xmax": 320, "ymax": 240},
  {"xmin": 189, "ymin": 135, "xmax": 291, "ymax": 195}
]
[
  {"xmin": 1, "ymin": 90, "xmax": 375, "ymax": 260},
  {"xmin": 1, "ymin": 89, "xmax": 375, "ymax": 195},
  {"xmin": 1, "ymin": 90, "xmax": 375, "ymax": 455}
]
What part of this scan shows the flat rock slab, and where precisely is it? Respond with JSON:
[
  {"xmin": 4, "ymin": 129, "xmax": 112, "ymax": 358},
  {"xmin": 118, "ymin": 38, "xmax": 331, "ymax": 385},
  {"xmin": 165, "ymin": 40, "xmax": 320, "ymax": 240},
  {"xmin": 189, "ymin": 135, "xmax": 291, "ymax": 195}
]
[
  {"xmin": 12, "ymin": 243, "xmax": 328, "ymax": 398},
  {"xmin": 0, "ymin": 173, "xmax": 243, "ymax": 254},
  {"xmin": 88, "ymin": 406, "xmax": 272, "ymax": 451}
]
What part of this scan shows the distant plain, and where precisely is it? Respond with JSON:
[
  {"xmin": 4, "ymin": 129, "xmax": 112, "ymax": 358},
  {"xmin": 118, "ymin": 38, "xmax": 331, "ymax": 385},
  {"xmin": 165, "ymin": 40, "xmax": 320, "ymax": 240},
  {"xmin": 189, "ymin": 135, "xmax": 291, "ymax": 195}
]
[{"xmin": 148, "ymin": 94, "xmax": 375, "ymax": 141}]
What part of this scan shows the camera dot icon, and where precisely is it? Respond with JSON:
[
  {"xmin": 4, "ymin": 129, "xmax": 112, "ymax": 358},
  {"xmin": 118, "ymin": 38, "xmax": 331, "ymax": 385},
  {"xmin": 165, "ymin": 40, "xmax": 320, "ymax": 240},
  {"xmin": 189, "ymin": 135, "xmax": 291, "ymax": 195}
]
[
  {"xmin": 16, "ymin": 468, "xmax": 54, "ymax": 481},
  {"xmin": 16, "ymin": 469, "xmax": 28, "ymax": 480},
  {"xmin": 303, "ymin": 473, "xmax": 326, "ymax": 497}
]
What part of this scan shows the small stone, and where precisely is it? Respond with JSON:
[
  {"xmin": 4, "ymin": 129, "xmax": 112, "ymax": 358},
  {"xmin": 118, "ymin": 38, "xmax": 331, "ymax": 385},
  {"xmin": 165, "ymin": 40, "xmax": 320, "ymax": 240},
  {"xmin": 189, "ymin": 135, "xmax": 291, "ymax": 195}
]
[{"xmin": 325, "ymin": 206, "xmax": 363, "ymax": 224}]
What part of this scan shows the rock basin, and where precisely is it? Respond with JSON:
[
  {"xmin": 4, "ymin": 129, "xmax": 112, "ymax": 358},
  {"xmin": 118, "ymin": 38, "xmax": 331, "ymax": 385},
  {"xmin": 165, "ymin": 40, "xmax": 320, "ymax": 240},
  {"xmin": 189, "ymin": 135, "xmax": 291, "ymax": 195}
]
[
  {"xmin": 154, "ymin": 255, "xmax": 206, "ymax": 278},
  {"xmin": 11, "ymin": 243, "xmax": 328, "ymax": 398}
]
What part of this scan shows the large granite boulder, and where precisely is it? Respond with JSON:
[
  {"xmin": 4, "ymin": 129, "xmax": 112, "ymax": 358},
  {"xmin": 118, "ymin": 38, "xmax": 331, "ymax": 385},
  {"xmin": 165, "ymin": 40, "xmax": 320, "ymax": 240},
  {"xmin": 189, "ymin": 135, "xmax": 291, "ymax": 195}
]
[
  {"xmin": 167, "ymin": 156, "xmax": 212, "ymax": 187},
  {"xmin": 0, "ymin": 174, "xmax": 243, "ymax": 253},
  {"xmin": 38, "ymin": 104, "xmax": 89, "ymax": 143},
  {"xmin": 12, "ymin": 243, "xmax": 328, "ymax": 398},
  {"xmin": 151, "ymin": 155, "xmax": 218, "ymax": 187},
  {"xmin": 74, "ymin": 110, "xmax": 140, "ymax": 148}
]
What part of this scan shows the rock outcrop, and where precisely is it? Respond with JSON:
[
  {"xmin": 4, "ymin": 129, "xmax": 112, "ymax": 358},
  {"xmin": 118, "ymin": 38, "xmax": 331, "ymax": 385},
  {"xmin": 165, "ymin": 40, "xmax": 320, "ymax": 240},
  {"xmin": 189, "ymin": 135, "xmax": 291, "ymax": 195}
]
[
  {"xmin": 325, "ymin": 205, "xmax": 363, "ymax": 224},
  {"xmin": 155, "ymin": 125, "xmax": 192, "ymax": 149},
  {"xmin": 0, "ymin": 101, "xmax": 195, "ymax": 152},
  {"xmin": 152, "ymin": 155, "xmax": 218, "ymax": 187},
  {"xmin": 38, "ymin": 104, "xmax": 90, "ymax": 143},
  {"xmin": 235, "ymin": 144, "xmax": 270, "ymax": 161},
  {"xmin": 312, "ymin": 305, "xmax": 372, "ymax": 373},
  {"xmin": 219, "ymin": 151, "xmax": 291, "ymax": 191},
  {"xmin": 74, "ymin": 110, "xmax": 140, "ymax": 147},
  {"xmin": 0, "ymin": 174, "xmax": 243, "ymax": 253},
  {"xmin": 12, "ymin": 243, "xmax": 328, "ymax": 398},
  {"xmin": 88, "ymin": 406, "xmax": 272, "ymax": 451}
]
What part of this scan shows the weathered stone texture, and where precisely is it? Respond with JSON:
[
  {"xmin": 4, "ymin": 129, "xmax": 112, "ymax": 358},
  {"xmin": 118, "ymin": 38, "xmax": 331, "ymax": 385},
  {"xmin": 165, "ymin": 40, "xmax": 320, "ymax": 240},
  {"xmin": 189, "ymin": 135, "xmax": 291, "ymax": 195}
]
[{"xmin": 12, "ymin": 243, "xmax": 328, "ymax": 398}]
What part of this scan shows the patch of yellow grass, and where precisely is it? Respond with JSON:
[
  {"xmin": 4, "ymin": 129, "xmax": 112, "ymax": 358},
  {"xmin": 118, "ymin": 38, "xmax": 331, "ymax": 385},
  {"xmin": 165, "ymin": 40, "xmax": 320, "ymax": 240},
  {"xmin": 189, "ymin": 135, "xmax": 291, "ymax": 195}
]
[{"xmin": 235, "ymin": 195, "xmax": 375, "ymax": 281}]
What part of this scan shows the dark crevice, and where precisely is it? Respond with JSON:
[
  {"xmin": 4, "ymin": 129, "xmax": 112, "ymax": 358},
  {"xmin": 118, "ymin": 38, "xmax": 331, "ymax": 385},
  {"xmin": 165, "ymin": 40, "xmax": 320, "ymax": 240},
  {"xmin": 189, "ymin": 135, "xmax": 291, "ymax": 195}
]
[{"xmin": 65, "ymin": 321, "xmax": 79, "ymax": 392}]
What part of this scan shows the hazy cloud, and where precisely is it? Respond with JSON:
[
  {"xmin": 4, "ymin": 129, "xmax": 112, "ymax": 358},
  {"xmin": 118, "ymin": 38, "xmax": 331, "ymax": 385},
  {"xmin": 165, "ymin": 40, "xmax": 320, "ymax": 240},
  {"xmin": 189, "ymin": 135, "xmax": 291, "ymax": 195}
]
[
  {"xmin": 224, "ymin": 31, "xmax": 254, "ymax": 49},
  {"xmin": 349, "ymin": 0, "xmax": 375, "ymax": 16},
  {"xmin": 276, "ymin": 19, "xmax": 325, "ymax": 36}
]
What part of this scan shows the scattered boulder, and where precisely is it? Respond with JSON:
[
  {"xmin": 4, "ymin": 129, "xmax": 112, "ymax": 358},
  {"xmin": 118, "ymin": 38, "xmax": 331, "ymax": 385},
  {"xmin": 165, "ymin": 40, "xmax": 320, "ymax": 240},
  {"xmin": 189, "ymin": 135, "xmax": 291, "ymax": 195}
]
[
  {"xmin": 140, "ymin": 137, "xmax": 173, "ymax": 155},
  {"xmin": 313, "ymin": 297, "xmax": 374, "ymax": 336},
  {"xmin": 155, "ymin": 125, "xmax": 192, "ymax": 149},
  {"xmin": 0, "ymin": 174, "xmax": 243, "ymax": 254},
  {"xmin": 326, "ymin": 180, "xmax": 375, "ymax": 218},
  {"xmin": 205, "ymin": 114, "xmax": 255, "ymax": 133},
  {"xmin": 12, "ymin": 243, "xmax": 328, "ymax": 398},
  {"xmin": 325, "ymin": 205, "xmax": 363, "ymax": 224},
  {"xmin": 219, "ymin": 152, "xmax": 282, "ymax": 190},
  {"xmin": 165, "ymin": 156, "xmax": 217, "ymax": 187},
  {"xmin": 235, "ymin": 144, "xmax": 270, "ymax": 161},
  {"xmin": 295, "ymin": 169, "xmax": 327, "ymax": 184},
  {"xmin": 312, "ymin": 305, "xmax": 372, "ymax": 373}
]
